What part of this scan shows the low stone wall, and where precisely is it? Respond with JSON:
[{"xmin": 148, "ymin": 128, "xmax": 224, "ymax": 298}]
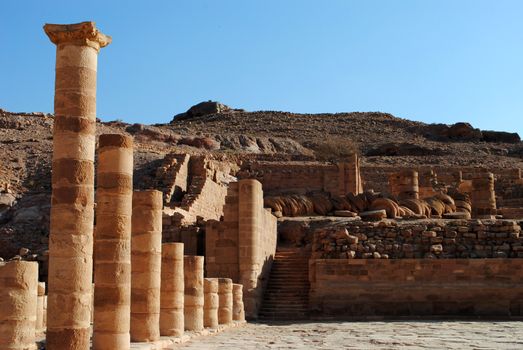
[
  {"xmin": 309, "ymin": 259, "xmax": 523, "ymax": 317},
  {"xmin": 313, "ymin": 219, "xmax": 523, "ymax": 259}
]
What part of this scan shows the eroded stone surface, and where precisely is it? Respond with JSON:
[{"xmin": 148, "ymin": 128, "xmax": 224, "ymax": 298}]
[{"xmin": 172, "ymin": 321, "xmax": 523, "ymax": 349}]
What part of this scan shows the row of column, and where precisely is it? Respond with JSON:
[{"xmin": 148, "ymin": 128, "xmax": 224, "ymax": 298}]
[
  {"xmin": 0, "ymin": 250, "xmax": 245, "ymax": 350},
  {"xmin": 32, "ymin": 21, "xmax": 245, "ymax": 350},
  {"xmin": 0, "ymin": 144, "xmax": 245, "ymax": 350}
]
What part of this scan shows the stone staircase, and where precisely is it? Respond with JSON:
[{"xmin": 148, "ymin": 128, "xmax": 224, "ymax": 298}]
[{"xmin": 258, "ymin": 248, "xmax": 310, "ymax": 321}]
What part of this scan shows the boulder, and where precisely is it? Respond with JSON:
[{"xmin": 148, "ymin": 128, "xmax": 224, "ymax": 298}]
[
  {"xmin": 482, "ymin": 130, "xmax": 521, "ymax": 143},
  {"xmin": 443, "ymin": 212, "xmax": 471, "ymax": 220},
  {"xmin": 448, "ymin": 122, "xmax": 482, "ymax": 140},
  {"xmin": 333, "ymin": 210, "xmax": 357, "ymax": 217},
  {"xmin": 0, "ymin": 193, "xmax": 16, "ymax": 209},
  {"xmin": 359, "ymin": 209, "xmax": 387, "ymax": 221},
  {"xmin": 172, "ymin": 101, "xmax": 233, "ymax": 121}
]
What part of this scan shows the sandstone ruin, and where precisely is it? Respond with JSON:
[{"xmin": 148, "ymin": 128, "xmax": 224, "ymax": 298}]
[
  {"xmin": 130, "ymin": 190, "xmax": 163, "ymax": 342},
  {"xmin": 203, "ymin": 278, "xmax": 219, "ymax": 328},
  {"xmin": 183, "ymin": 255, "xmax": 204, "ymax": 332},
  {"xmin": 93, "ymin": 134, "xmax": 133, "ymax": 349},
  {"xmin": 44, "ymin": 21, "xmax": 110, "ymax": 350},
  {"xmin": 3, "ymin": 18, "xmax": 523, "ymax": 350},
  {"xmin": 160, "ymin": 242, "xmax": 184, "ymax": 337}
]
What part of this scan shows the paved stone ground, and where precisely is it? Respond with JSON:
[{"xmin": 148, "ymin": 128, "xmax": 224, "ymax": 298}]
[{"xmin": 173, "ymin": 321, "xmax": 523, "ymax": 349}]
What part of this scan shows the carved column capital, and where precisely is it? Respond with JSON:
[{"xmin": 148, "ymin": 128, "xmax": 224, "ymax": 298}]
[{"xmin": 44, "ymin": 21, "xmax": 111, "ymax": 51}]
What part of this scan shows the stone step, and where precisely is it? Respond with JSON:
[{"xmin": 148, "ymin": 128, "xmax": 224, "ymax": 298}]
[
  {"xmin": 266, "ymin": 282, "xmax": 310, "ymax": 287},
  {"xmin": 258, "ymin": 312, "xmax": 309, "ymax": 319},
  {"xmin": 261, "ymin": 299, "xmax": 308, "ymax": 305},
  {"xmin": 261, "ymin": 304, "xmax": 308, "ymax": 309},
  {"xmin": 260, "ymin": 249, "xmax": 311, "ymax": 320},
  {"xmin": 263, "ymin": 294, "xmax": 309, "ymax": 299},
  {"xmin": 266, "ymin": 276, "xmax": 309, "ymax": 281}
]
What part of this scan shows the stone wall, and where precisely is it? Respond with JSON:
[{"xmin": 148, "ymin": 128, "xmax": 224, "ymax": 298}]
[
  {"xmin": 238, "ymin": 155, "xmax": 362, "ymax": 197},
  {"xmin": 156, "ymin": 153, "xmax": 190, "ymax": 204},
  {"xmin": 161, "ymin": 155, "xmax": 233, "ymax": 253},
  {"xmin": 309, "ymin": 259, "xmax": 523, "ymax": 317},
  {"xmin": 313, "ymin": 219, "xmax": 523, "ymax": 259},
  {"xmin": 362, "ymin": 165, "xmax": 523, "ymax": 207},
  {"xmin": 205, "ymin": 179, "xmax": 277, "ymax": 319}
]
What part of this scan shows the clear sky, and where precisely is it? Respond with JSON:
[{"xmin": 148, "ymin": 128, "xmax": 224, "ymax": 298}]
[{"xmin": 1, "ymin": 0, "xmax": 522, "ymax": 134}]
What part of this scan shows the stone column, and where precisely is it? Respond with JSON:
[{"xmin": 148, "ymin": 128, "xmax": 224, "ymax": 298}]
[
  {"xmin": 218, "ymin": 278, "xmax": 233, "ymax": 325},
  {"xmin": 43, "ymin": 21, "xmax": 111, "ymax": 349},
  {"xmin": 131, "ymin": 190, "xmax": 163, "ymax": 342},
  {"xmin": 471, "ymin": 172, "xmax": 497, "ymax": 218},
  {"xmin": 232, "ymin": 283, "xmax": 245, "ymax": 322},
  {"xmin": 203, "ymin": 278, "xmax": 219, "ymax": 329},
  {"xmin": 93, "ymin": 134, "xmax": 133, "ymax": 349},
  {"xmin": 238, "ymin": 179, "xmax": 262, "ymax": 318},
  {"xmin": 36, "ymin": 282, "xmax": 46, "ymax": 334},
  {"xmin": 184, "ymin": 256, "xmax": 204, "ymax": 331},
  {"xmin": 389, "ymin": 170, "xmax": 419, "ymax": 200},
  {"xmin": 0, "ymin": 261, "xmax": 38, "ymax": 350},
  {"xmin": 160, "ymin": 243, "xmax": 185, "ymax": 337}
]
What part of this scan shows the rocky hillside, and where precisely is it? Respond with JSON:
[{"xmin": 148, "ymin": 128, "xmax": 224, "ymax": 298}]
[{"xmin": 1, "ymin": 102, "xmax": 522, "ymax": 258}]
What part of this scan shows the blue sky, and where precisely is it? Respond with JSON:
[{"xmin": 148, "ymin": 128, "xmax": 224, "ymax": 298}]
[{"xmin": 1, "ymin": 0, "xmax": 522, "ymax": 134}]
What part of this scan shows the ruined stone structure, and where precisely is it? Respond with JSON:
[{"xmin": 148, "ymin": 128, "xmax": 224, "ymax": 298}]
[
  {"xmin": 0, "ymin": 22, "xmax": 259, "ymax": 350},
  {"xmin": 93, "ymin": 134, "xmax": 133, "ymax": 349},
  {"xmin": 206, "ymin": 179, "xmax": 278, "ymax": 319},
  {"xmin": 0, "ymin": 261, "xmax": 38, "ymax": 350},
  {"xmin": 238, "ymin": 156, "xmax": 362, "ymax": 196},
  {"xmin": 131, "ymin": 190, "xmax": 163, "ymax": 342},
  {"xmin": 8, "ymin": 18, "xmax": 523, "ymax": 350},
  {"xmin": 161, "ymin": 155, "xmax": 236, "ymax": 255},
  {"xmin": 184, "ymin": 255, "xmax": 204, "ymax": 331},
  {"xmin": 471, "ymin": 172, "xmax": 497, "ymax": 218},
  {"xmin": 203, "ymin": 278, "xmax": 219, "ymax": 328},
  {"xmin": 218, "ymin": 278, "xmax": 233, "ymax": 324},
  {"xmin": 389, "ymin": 170, "xmax": 419, "ymax": 200},
  {"xmin": 232, "ymin": 284, "xmax": 245, "ymax": 322},
  {"xmin": 160, "ymin": 242, "xmax": 185, "ymax": 337},
  {"xmin": 43, "ymin": 21, "xmax": 111, "ymax": 349}
]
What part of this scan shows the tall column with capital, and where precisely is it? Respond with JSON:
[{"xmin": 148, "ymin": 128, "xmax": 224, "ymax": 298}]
[
  {"xmin": 93, "ymin": 134, "xmax": 133, "ymax": 349},
  {"xmin": 43, "ymin": 21, "xmax": 111, "ymax": 349}
]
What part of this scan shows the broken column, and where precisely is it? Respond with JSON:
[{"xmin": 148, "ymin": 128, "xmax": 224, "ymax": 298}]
[
  {"xmin": 43, "ymin": 21, "xmax": 111, "ymax": 349},
  {"xmin": 218, "ymin": 278, "xmax": 233, "ymax": 325},
  {"xmin": 389, "ymin": 170, "xmax": 419, "ymax": 200},
  {"xmin": 0, "ymin": 261, "xmax": 38, "ymax": 350},
  {"xmin": 203, "ymin": 278, "xmax": 219, "ymax": 329},
  {"xmin": 36, "ymin": 282, "xmax": 46, "ymax": 334},
  {"xmin": 131, "ymin": 190, "xmax": 163, "ymax": 342},
  {"xmin": 93, "ymin": 134, "xmax": 133, "ymax": 349},
  {"xmin": 160, "ymin": 243, "xmax": 185, "ymax": 337},
  {"xmin": 471, "ymin": 172, "xmax": 497, "ymax": 218},
  {"xmin": 238, "ymin": 179, "xmax": 262, "ymax": 318},
  {"xmin": 184, "ymin": 256, "xmax": 204, "ymax": 331},
  {"xmin": 232, "ymin": 283, "xmax": 245, "ymax": 322}
]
